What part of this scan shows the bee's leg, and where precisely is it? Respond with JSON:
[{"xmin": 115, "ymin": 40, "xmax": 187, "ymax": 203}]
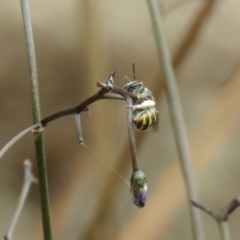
[
  {"xmin": 138, "ymin": 94, "xmax": 152, "ymax": 100},
  {"xmin": 127, "ymin": 100, "xmax": 156, "ymax": 111},
  {"xmin": 127, "ymin": 104, "xmax": 140, "ymax": 111},
  {"xmin": 140, "ymin": 100, "xmax": 156, "ymax": 109}
]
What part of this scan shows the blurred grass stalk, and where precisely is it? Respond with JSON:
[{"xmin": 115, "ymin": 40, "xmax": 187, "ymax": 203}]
[
  {"xmin": 20, "ymin": 0, "xmax": 53, "ymax": 240},
  {"xmin": 146, "ymin": 1, "xmax": 203, "ymax": 240}
]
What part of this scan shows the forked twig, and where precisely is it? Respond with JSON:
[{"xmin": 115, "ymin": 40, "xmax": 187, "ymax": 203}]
[
  {"xmin": 191, "ymin": 200, "xmax": 218, "ymax": 221},
  {"xmin": 40, "ymin": 82, "xmax": 138, "ymax": 127},
  {"xmin": 0, "ymin": 79, "xmax": 135, "ymax": 162},
  {"xmin": 4, "ymin": 159, "xmax": 37, "ymax": 240},
  {"xmin": 191, "ymin": 198, "xmax": 240, "ymax": 240},
  {"xmin": 219, "ymin": 196, "xmax": 240, "ymax": 220}
]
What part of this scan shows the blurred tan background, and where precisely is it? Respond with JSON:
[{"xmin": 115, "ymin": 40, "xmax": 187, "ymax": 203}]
[{"xmin": 1, "ymin": 0, "xmax": 240, "ymax": 239}]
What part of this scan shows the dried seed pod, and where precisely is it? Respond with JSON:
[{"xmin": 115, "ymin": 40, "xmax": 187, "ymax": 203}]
[{"xmin": 130, "ymin": 170, "xmax": 148, "ymax": 208}]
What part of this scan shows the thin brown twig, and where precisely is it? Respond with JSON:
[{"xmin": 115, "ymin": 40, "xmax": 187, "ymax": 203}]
[
  {"xmin": 0, "ymin": 81, "xmax": 133, "ymax": 163},
  {"xmin": 40, "ymin": 83, "xmax": 138, "ymax": 127},
  {"xmin": 191, "ymin": 200, "xmax": 219, "ymax": 220},
  {"xmin": 219, "ymin": 196, "xmax": 240, "ymax": 220},
  {"xmin": 126, "ymin": 97, "xmax": 139, "ymax": 172}
]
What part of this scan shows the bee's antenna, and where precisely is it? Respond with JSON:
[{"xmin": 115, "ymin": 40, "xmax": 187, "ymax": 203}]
[
  {"xmin": 124, "ymin": 76, "xmax": 131, "ymax": 82},
  {"xmin": 132, "ymin": 62, "xmax": 136, "ymax": 80}
]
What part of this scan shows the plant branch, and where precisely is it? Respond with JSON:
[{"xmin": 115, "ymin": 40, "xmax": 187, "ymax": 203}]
[
  {"xmin": 126, "ymin": 97, "xmax": 139, "ymax": 172},
  {"xmin": 19, "ymin": 0, "xmax": 52, "ymax": 239},
  {"xmin": 191, "ymin": 200, "xmax": 218, "ymax": 221},
  {"xmin": 0, "ymin": 83, "xmax": 133, "ymax": 163},
  {"xmin": 40, "ymin": 87, "xmax": 109, "ymax": 127},
  {"xmin": 102, "ymin": 93, "xmax": 125, "ymax": 101},
  {"xmin": 146, "ymin": 1, "xmax": 203, "ymax": 240},
  {"xmin": 40, "ymin": 83, "xmax": 138, "ymax": 127},
  {"xmin": 74, "ymin": 113, "xmax": 83, "ymax": 144},
  {"xmin": 191, "ymin": 200, "xmax": 232, "ymax": 240},
  {"xmin": 4, "ymin": 159, "xmax": 37, "ymax": 240},
  {"xmin": 219, "ymin": 196, "xmax": 240, "ymax": 220},
  {"xmin": 0, "ymin": 123, "xmax": 41, "ymax": 160}
]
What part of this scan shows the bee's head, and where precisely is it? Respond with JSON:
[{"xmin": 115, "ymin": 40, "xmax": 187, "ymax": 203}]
[
  {"xmin": 123, "ymin": 81, "xmax": 143, "ymax": 93},
  {"xmin": 123, "ymin": 63, "xmax": 143, "ymax": 92}
]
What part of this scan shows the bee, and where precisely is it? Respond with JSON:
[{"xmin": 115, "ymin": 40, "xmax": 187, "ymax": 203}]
[{"xmin": 123, "ymin": 65, "xmax": 158, "ymax": 131}]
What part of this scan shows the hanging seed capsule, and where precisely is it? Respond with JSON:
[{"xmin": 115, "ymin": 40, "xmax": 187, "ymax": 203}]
[{"xmin": 130, "ymin": 170, "xmax": 148, "ymax": 208}]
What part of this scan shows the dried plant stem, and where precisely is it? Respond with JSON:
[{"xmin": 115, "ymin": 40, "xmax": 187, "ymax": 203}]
[
  {"xmin": 126, "ymin": 97, "xmax": 139, "ymax": 172},
  {"xmin": 191, "ymin": 200, "xmax": 231, "ymax": 240},
  {"xmin": 0, "ymin": 123, "xmax": 41, "ymax": 160},
  {"xmin": 40, "ymin": 84, "xmax": 137, "ymax": 127},
  {"xmin": 74, "ymin": 113, "xmax": 83, "ymax": 143},
  {"xmin": 191, "ymin": 200, "xmax": 218, "ymax": 220},
  {"xmin": 4, "ymin": 160, "xmax": 37, "ymax": 240},
  {"xmin": 0, "ymin": 84, "xmax": 129, "ymax": 163},
  {"xmin": 146, "ymin": 1, "xmax": 203, "ymax": 240},
  {"xmin": 19, "ymin": 0, "xmax": 52, "ymax": 240}
]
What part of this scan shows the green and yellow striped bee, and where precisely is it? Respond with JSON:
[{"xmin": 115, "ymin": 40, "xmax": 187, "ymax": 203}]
[{"xmin": 124, "ymin": 80, "xmax": 158, "ymax": 131}]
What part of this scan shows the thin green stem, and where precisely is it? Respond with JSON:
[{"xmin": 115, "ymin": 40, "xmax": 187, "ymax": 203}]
[
  {"xmin": 20, "ymin": 0, "xmax": 52, "ymax": 240},
  {"xmin": 146, "ymin": 1, "xmax": 203, "ymax": 240},
  {"xmin": 20, "ymin": 0, "xmax": 40, "ymax": 121}
]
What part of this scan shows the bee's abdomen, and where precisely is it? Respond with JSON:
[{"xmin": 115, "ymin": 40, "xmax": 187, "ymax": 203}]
[{"xmin": 133, "ymin": 108, "xmax": 158, "ymax": 131}]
